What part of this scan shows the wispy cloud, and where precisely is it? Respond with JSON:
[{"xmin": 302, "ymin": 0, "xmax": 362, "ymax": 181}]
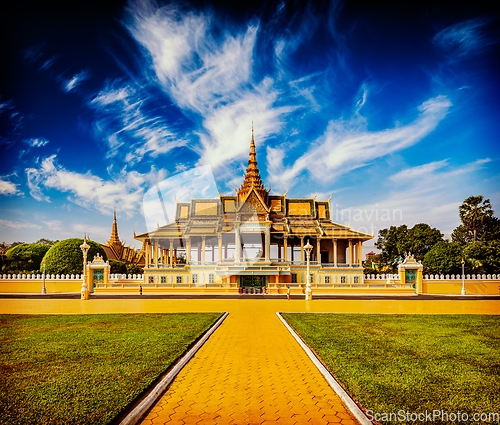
[
  {"xmin": 346, "ymin": 158, "xmax": 494, "ymax": 235},
  {"xmin": 433, "ymin": 17, "xmax": 498, "ymax": 60},
  {"xmin": 63, "ymin": 70, "xmax": 89, "ymax": 92},
  {"xmin": 43, "ymin": 220, "xmax": 62, "ymax": 232},
  {"xmin": 26, "ymin": 154, "xmax": 166, "ymax": 214},
  {"xmin": 124, "ymin": 0, "xmax": 292, "ymax": 169},
  {"xmin": 267, "ymin": 95, "xmax": 452, "ymax": 190},
  {"xmin": 90, "ymin": 82, "xmax": 186, "ymax": 163},
  {"xmin": 0, "ymin": 175, "xmax": 23, "ymax": 196},
  {"xmin": 72, "ymin": 223, "xmax": 109, "ymax": 238},
  {"xmin": 25, "ymin": 138, "xmax": 49, "ymax": 148},
  {"xmin": 0, "ymin": 219, "xmax": 41, "ymax": 230}
]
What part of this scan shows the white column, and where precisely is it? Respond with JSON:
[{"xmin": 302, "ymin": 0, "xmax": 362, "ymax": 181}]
[
  {"xmin": 235, "ymin": 228, "xmax": 240, "ymax": 262},
  {"xmin": 202, "ymin": 236, "xmax": 206, "ymax": 264},
  {"xmin": 186, "ymin": 237, "xmax": 191, "ymax": 264},
  {"xmin": 265, "ymin": 228, "xmax": 270, "ymax": 262},
  {"xmin": 218, "ymin": 236, "xmax": 223, "ymax": 262},
  {"xmin": 300, "ymin": 237, "xmax": 304, "ymax": 263},
  {"xmin": 317, "ymin": 238, "xmax": 321, "ymax": 265}
]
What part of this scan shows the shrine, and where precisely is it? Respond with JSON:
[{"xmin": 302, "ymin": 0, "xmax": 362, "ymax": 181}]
[{"xmin": 134, "ymin": 129, "xmax": 372, "ymax": 294}]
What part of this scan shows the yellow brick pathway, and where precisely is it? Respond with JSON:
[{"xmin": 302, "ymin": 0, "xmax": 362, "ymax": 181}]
[
  {"xmin": 1, "ymin": 297, "xmax": 498, "ymax": 425},
  {"xmin": 141, "ymin": 305, "xmax": 358, "ymax": 425}
]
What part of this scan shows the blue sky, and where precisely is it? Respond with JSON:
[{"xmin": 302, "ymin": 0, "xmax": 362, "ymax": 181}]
[{"xmin": 1, "ymin": 0, "xmax": 499, "ymax": 251}]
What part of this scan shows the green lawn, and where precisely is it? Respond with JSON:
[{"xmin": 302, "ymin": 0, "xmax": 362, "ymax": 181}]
[
  {"xmin": 0, "ymin": 313, "xmax": 222, "ymax": 425},
  {"xmin": 282, "ymin": 313, "xmax": 500, "ymax": 425}
]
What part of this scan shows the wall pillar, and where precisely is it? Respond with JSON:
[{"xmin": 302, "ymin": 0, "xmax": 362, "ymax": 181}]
[
  {"xmin": 284, "ymin": 236, "xmax": 288, "ymax": 261},
  {"xmin": 218, "ymin": 236, "xmax": 223, "ymax": 262},
  {"xmin": 144, "ymin": 240, "xmax": 149, "ymax": 267},
  {"xmin": 348, "ymin": 239, "xmax": 352, "ymax": 266},
  {"xmin": 300, "ymin": 237, "xmax": 304, "ymax": 263},
  {"xmin": 235, "ymin": 228, "xmax": 241, "ymax": 262},
  {"xmin": 186, "ymin": 237, "xmax": 191, "ymax": 264},
  {"xmin": 358, "ymin": 241, "xmax": 363, "ymax": 266},
  {"xmin": 317, "ymin": 238, "xmax": 321, "ymax": 265},
  {"xmin": 333, "ymin": 239, "xmax": 337, "ymax": 267},
  {"xmin": 201, "ymin": 236, "xmax": 206, "ymax": 264},
  {"xmin": 169, "ymin": 238, "xmax": 174, "ymax": 267},
  {"xmin": 265, "ymin": 228, "xmax": 270, "ymax": 262}
]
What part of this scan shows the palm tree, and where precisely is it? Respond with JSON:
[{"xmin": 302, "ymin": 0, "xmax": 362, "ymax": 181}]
[{"xmin": 459, "ymin": 196, "xmax": 494, "ymax": 242}]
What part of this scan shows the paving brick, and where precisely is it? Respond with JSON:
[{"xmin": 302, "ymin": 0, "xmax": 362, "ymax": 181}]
[{"xmin": 138, "ymin": 302, "xmax": 360, "ymax": 425}]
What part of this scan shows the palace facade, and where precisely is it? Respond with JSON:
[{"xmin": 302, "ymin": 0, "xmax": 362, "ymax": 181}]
[{"xmin": 134, "ymin": 131, "xmax": 372, "ymax": 294}]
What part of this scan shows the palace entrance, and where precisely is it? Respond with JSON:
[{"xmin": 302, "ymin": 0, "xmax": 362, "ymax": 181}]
[{"xmin": 240, "ymin": 275, "xmax": 266, "ymax": 294}]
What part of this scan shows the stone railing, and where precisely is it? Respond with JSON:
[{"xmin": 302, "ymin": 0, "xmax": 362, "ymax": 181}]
[
  {"xmin": 364, "ymin": 274, "xmax": 400, "ymax": 280},
  {"xmin": 424, "ymin": 274, "xmax": 498, "ymax": 280},
  {"xmin": 1, "ymin": 273, "xmax": 81, "ymax": 279},
  {"xmin": 108, "ymin": 274, "xmax": 143, "ymax": 280}
]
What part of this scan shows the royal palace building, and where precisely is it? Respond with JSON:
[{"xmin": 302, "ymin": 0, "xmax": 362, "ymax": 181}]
[{"xmin": 134, "ymin": 131, "xmax": 372, "ymax": 294}]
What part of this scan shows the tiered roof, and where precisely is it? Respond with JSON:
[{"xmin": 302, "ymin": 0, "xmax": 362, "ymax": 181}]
[{"xmin": 134, "ymin": 128, "xmax": 372, "ymax": 243}]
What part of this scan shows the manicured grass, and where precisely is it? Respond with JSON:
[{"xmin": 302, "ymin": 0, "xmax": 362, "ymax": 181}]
[
  {"xmin": 282, "ymin": 314, "xmax": 500, "ymax": 424},
  {"xmin": 0, "ymin": 313, "xmax": 222, "ymax": 425}
]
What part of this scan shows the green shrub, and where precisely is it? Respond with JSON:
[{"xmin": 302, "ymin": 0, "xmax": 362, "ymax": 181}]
[
  {"xmin": 108, "ymin": 259, "xmax": 127, "ymax": 274},
  {"xmin": 3, "ymin": 243, "xmax": 51, "ymax": 273},
  {"xmin": 41, "ymin": 239, "xmax": 107, "ymax": 275},
  {"xmin": 126, "ymin": 263, "xmax": 143, "ymax": 275}
]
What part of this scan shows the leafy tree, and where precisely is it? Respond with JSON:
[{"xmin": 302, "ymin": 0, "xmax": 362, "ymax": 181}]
[
  {"xmin": 423, "ymin": 241, "xmax": 462, "ymax": 275},
  {"xmin": 41, "ymin": 238, "xmax": 107, "ymax": 275},
  {"xmin": 463, "ymin": 240, "xmax": 500, "ymax": 274},
  {"xmin": 375, "ymin": 223, "xmax": 443, "ymax": 271},
  {"xmin": 452, "ymin": 216, "xmax": 500, "ymax": 245},
  {"xmin": 480, "ymin": 216, "xmax": 500, "ymax": 241},
  {"xmin": 459, "ymin": 196, "xmax": 493, "ymax": 241},
  {"xmin": 3, "ymin": 243, "xmax": 51, "ymax": 273},
  {"xmin": 109, "ymin": 259, "xmax": 127, "ymax": 274},
  {"xmin": 451, "ymin": 224, "xmax": 474, "ymax": 245},
  {"xmin": 35, "ymin": 238, "xmax": 58, "ymax": 245},
  {"xmin": 126, "ymin": 263, "xmax": 143, "ymax": 275}
]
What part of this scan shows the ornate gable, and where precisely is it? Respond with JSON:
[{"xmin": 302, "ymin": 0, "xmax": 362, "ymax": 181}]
[{"xmin": 238, "ymin": 189, "xmax": 269, "ymax": 214}]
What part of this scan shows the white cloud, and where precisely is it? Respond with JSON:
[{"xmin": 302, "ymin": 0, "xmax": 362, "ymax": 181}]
[
  {"xmin": 196, "ymin": 79, "xmax": 294, "ymax": 168},
  {"xmin": 267, "ymin": 95, "xmax": 452, "ymax": 191},
  {"xmin": 25, "ymin": 138, "xmax": 49, "ymax": 148},
  {"xmin": 125, "ymin": 1, "xmax": 292, "ymax": 169},
  {"xmin": 389, "ymin": 159, "xmax": 449, "ymax": 182},
  {"xmin": 72, "ymin": 223, "xmax": 109, "ymax": 239},
  {"xmin": 43, "ymin": 220, "xmax": 62, "ymax": 231},
  {"xmin": 127, "ymin": 3, "xmax": 257, "ymax": 113},
  {"xmin": 64, "ymin": 70, "xmax": 89, "ymax": 92},
  {"xmin": 343, "ymin": 158, "xmax": 493, "ymax": 236},
  {"xmin": 0, "ymin": 219, "xmax": 41, "ymax": 230},
  {"xmin": 0, "ymin": 176, "xmax": 22, "ymax": 196},
  {"xmin": 433, "ymin": 17, "xmax": 497, "ymax": 60},
  {"xmin": 90, "ymin": 83, "xmax": 186, "ymax": 163},
  {"xmin": 26, "ymin": 155, "xmax": 167, "ymax": 215}
]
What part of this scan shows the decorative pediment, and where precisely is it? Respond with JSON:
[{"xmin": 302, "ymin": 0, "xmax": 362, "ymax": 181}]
[
  {"xmin": 90, "ymin": 253, "xmax": 107, "ymax": 266},
  {"xmin": 238, "ymin": 189, "xmax": 270, "ymax": 214}
]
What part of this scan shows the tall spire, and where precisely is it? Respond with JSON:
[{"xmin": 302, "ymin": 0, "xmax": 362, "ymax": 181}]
[
  {"xmin": 109, "ymin": 208, "xmax": 122, "ymax": 247},
  {"xmin": 238, "ymin": 124, "xmax": 269, "ymax": 203}
]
